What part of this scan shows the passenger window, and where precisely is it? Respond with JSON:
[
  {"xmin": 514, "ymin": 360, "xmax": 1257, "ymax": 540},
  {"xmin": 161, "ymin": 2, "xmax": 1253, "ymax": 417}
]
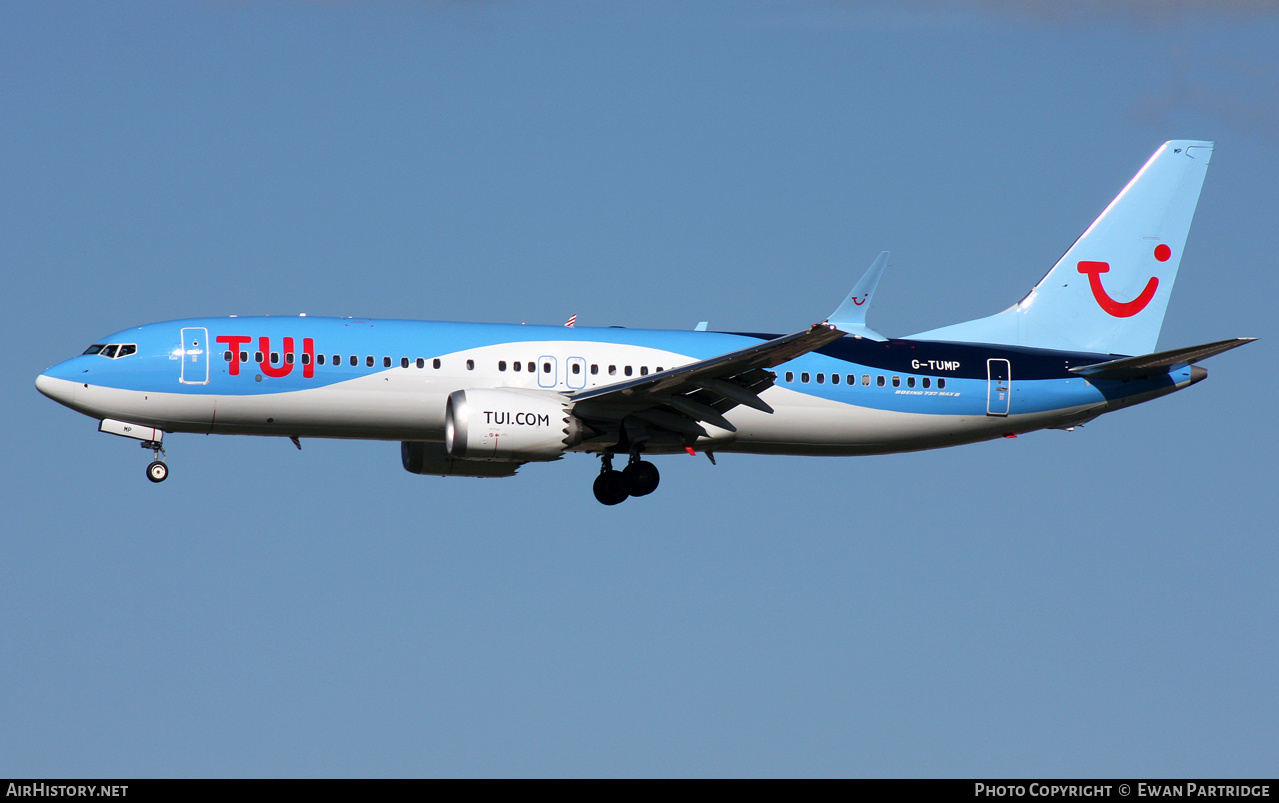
[
  {"xmin": 816, "ymin": 373, "xmax": 825, "ymax": 384},
  {"xmin": 527, "ymin": 362, "xmax": 535, "ymax": 373},
  {"xmin": 416, "ymin": 358, "xmax": 425, "ymax": 369},
  {"xmin": 240, "ymin": 352, "xmax": 248, "ymax": 363},
  {"xmin": 938, "ymin": 378, "xmax": 947, "ymax": 390},
  {"xmin": 876, "ymin": 375, "xmax": 885, "ymax": 387},
  {"xmin": 892, "ymin": 376, "xmax": 900, "ymax": 387},
  {"xmin": 862, "ymin": 375, "xmax": 870, "ymax": 386},
  {"xmin": 624, "ymin": 366, "xmax": 633, "ymax": 377},
  {"xmin": 656, "ymin": 366, "xmax": 663, "ymax": 372},
  {"xmin": 785, "ymin": 371, "xmax": 794, "ymax": 383},
  {"xmin": 498, "ymin": 361, "xmax": 507, "ymax": 372},
  {"xmin": 224, "ymin": 351, "xmax": 233, "ymax": 362},
  {"xmin": 801, "ymin": 372, "xmax": 810, "ymax": 383},
  {"xmin": 831, "ymin": 374, "xmax": 840, "ymax": 385},
  {"xmin": 286, "ymin": 353, "xmax": 295, "ymax": 364},
  {"xmin": 302, "ymin": 354, "xmax": 311, "ymax": 366},
  {"xmin": 433, "ymin": 358, "xmax": 441, "ymax": 369},
  {"xmin": 383, "ymin": 356, "xmax": 392, "ymax": 368},
  {"xmin": 400, "ymin": 357, "xmax": 409, "ymax": 368},
  {"xmin": 572, "ymin": 363, "xmax": 581, "ymax": 374},
  {"xmin": 256, "ymin": 352, "xmax": 265, "ymax": 364},
  {"xmin": 467, "ymin": 359, "xmax": 475, "ymax": 371},
  {"xmin": 906, "ymin": 376, "xmax": 915, "ymax": 388},
  {"xmin": 591, "ymin": 364, "xmax": 599, "ymax": 375},
  {"xmin": 350, "ymin": 355, "xmax": 358, "ymax": 367},
  {"xmin": 101, "ymin": 345, "xmax": 119, "ymax": 358},
  {"xmin": 609, "ymin": 365, "xmax": 617, "ymax": 376},
  {"xmin": 513, "ymin": 361, "xmax": 521, "ymax": 372},
  {"xmin": 543, "ymin": 362, "xmax": 551, "ymax": 373},
  {"xmin": 270, "ymin": 352, "xmax": 280, "ymax": 364},
  {"xmin": 317, "ymin": 354, "xmax": 326, "ymax": 365},
  {"xmin": 366, "ymin": 356, "xmax": 374, "ymax": 367},
  {"xmin": 922, "ymin": 377, "xmax": 930, "ymax": 389},
  {"xmin": 640, "ymin": 366, "xmax": 648, "ymax": 376}
]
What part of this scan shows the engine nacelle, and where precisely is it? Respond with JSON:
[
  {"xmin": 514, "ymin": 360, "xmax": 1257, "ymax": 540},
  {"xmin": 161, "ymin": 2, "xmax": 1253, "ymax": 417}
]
[
  {"xmin": 445, "ymin": 388, "xmax": 582, "ymax": 461},
  {"xmin": 401, "ymin": 440, "xmax": 521, "ymax": 478}
]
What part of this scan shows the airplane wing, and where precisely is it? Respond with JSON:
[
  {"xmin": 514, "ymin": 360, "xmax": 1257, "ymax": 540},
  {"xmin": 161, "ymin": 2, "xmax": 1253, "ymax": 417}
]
[{"xmin": 569, "ymin": 323, "xmax": 845, "ymax": 438}]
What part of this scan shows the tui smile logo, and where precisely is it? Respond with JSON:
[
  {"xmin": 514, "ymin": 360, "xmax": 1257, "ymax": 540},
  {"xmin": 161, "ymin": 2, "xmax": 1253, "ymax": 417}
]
[
  {"xmin": 1076, "ymin": 245, "xmax": 1170, "ymax": 318},
  {"xmin": 850, "ymin": 294, "xmax": 868, "ymax": 306}
]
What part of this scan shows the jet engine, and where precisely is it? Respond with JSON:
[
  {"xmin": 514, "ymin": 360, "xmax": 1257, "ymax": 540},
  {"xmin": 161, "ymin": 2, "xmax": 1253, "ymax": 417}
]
[{"xmin": 444, "ymin": 388, "xmax": 582, "ymax": 461}]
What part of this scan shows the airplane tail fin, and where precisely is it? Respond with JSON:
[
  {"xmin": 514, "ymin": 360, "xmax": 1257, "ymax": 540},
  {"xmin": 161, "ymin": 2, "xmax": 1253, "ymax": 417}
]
[{"xmin": 910, "ymin": 141, "xmax": 1213, "ymax": 356}]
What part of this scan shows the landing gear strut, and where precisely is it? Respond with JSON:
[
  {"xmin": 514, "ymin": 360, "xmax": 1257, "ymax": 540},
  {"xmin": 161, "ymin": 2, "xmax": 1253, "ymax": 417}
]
[
  {"xmin": 592, "ymin": 451, "xmax": 660, "ymax": 505},
  {"xmin": 142, "ymin": 440, "xmax": 168, "ymax": 483}
]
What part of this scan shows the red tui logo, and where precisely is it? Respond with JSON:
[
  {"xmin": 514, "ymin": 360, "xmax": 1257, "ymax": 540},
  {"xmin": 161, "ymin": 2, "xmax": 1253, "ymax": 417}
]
[{"xmin": 1077, "ymin": 259, "xmax": 1160, "ymax": 318}]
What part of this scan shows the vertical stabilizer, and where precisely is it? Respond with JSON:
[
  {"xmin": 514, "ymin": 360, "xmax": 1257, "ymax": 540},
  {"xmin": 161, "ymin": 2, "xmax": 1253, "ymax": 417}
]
[{"xmin": 910, "ymin": 141, "xmax": 1213, "ymax": 356}]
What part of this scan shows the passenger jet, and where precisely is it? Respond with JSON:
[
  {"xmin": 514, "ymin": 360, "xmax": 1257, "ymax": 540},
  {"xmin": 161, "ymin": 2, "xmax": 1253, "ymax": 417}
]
[{"xmin": 36, "ymin": 141, "xmax": 1254, "ymax": 504}]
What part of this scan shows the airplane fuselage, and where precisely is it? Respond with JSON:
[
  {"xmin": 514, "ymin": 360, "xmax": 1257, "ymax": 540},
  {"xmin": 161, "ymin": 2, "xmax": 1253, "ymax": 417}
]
[{"xmin": 36, "ymin": 315, "xmax": 1196, "ymax": 458}]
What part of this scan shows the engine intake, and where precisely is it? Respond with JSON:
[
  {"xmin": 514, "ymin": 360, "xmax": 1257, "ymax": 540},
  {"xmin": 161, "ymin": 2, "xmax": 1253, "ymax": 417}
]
[{"xmin": 445, "ymin": 388, "xmax": 582, "ymax": 461}]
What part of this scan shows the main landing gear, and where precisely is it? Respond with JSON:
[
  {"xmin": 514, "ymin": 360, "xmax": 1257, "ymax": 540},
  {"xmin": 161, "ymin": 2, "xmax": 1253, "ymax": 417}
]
[
  {"xmin": 593, "ymin": 451, "xmax": 661, "ymax": 505},
  {"xmin": 142, "ymin": 440, "xmax": 169, "ymax": 483}
]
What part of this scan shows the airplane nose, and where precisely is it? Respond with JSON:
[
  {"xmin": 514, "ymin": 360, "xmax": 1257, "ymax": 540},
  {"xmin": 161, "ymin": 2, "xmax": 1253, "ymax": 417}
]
[{"xmin": 36, "ymin": 366, "xmax": 78, "ymax": 406}]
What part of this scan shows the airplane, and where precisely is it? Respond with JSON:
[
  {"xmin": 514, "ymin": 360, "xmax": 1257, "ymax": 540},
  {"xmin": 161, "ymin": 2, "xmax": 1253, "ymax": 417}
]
[{"xmin": 36, "ymin": 140, "xmax": 1255, "ymax": 505}]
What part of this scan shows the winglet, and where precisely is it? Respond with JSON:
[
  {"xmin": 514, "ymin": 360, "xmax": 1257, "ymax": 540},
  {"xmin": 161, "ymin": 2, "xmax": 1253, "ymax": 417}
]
[{"xmin": 827, "ymin": 251, "xmax": 889, "ymax": 341}]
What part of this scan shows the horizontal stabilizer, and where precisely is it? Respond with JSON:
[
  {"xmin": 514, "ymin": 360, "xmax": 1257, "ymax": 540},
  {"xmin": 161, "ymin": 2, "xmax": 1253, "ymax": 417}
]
[{"xmin": 1070, "ymin": 337, "xmax": 1256, "ymax": 381}]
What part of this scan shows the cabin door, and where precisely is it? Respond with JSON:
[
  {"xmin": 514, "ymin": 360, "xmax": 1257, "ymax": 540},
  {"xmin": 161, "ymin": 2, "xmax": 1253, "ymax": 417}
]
[{"xmin": 180, "ymin": 327, "xmax": 210, "ymax": 385}]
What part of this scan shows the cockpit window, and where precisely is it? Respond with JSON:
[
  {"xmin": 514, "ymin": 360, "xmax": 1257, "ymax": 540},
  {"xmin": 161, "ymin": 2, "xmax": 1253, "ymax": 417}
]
[{"xmin": 87, "ymin": 343, "xmax": 138, "ymax": 359}]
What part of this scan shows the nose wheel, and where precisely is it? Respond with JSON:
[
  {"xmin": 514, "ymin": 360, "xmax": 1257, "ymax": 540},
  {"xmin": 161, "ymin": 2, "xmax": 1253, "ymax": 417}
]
[
  {"xmin": 142, "ymin": 440, "xmax": 169, "ymax": 483},
  {"xmin": 592, "ymin": 452, "xmax": 660, "ymax": 505}
]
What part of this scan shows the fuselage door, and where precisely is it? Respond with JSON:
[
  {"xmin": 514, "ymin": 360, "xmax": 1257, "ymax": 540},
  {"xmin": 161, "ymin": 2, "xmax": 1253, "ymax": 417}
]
[
  {"xmin": 538, "ymin": 355, "xmax": 558, "ymax": 389},
  {"xmin": 986, "ymin": 358, "xmax": 1011, "ymax": 416},
  {"xmin": 180, "ymin": 327, "xmax": 210, "ymax": 385}
]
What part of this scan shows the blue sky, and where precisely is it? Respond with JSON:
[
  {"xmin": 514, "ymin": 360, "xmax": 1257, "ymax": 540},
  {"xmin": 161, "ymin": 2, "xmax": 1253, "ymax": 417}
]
[{"xmin": 2, "ymin": 1, "xmax": 1275, "ymax": 777}]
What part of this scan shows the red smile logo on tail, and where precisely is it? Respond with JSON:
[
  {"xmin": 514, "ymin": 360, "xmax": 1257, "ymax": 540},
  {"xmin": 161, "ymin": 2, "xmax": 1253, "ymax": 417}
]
[{"xmin": 1077, "ymin": 245, "xmax": 1169, "ymax": 318}]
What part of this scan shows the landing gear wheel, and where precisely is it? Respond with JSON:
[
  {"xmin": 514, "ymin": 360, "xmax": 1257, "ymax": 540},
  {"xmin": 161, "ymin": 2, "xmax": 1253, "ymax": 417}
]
[
  {"xmin": 593, "ymin": 470, "xmax": 628, "ymax": 506},
  {"xmin": 622, "ymin": 460, "xmax": 660, "ymax": 497},
  {"xmin": 146, "ymin": 460, "xmax": 169, "ymax": 483}
]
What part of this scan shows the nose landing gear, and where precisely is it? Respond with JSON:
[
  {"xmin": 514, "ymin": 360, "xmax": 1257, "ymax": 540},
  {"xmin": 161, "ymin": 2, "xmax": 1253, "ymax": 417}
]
[
  {"xmin": 592, "ymin": 451, "xmax": 660, "ymax": 505},
  {"xmin": 142, "ymin": 440, "xmax": 168, "ymax": 483}
]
